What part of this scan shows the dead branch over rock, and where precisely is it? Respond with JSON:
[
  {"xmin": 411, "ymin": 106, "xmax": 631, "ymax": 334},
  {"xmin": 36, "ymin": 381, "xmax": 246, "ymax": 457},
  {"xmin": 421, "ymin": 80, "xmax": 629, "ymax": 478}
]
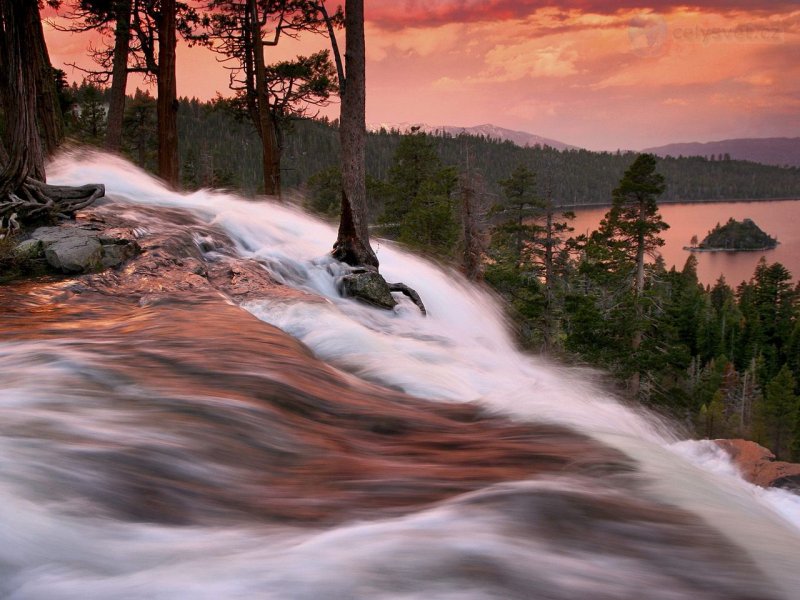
[
  {"xmin": 388, "ymin": 282, "xmax": 427, "ymax": 315},
  {"xmin": 338, "ymin": 268, "xmax": 427, "ymax": 315}
]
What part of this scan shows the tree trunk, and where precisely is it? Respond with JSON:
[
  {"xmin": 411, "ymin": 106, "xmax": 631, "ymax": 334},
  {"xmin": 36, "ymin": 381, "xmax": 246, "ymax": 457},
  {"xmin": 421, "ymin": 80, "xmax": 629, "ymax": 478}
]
[
  {"xmin": 1, "ymin": 0, "xmax": 104, "ymax": 220},
  {"xmin": 515, "ymin": 207, "xmax": 523, "ymax": 270},
  {"xmin": 543, "ymin": 208, "xmax": 555, "ymax": 351},
  {"xmin": 0, "ymin": 0, "xmax": 45, "ymax": 191},
  {"xmin": 248, "ymin": 0, "xmax": 280, "ymax": 196},
  {"xmin": 332, "ymin": 0, "xmax": 377, "ymax": 269},
  {"xmin": 29, "ymin": 4, "xmax": 63, "ymax": 156},
  {"xmin": 105, "ymin": 0, "xmax": 132, "ymax": 152},
  {"xmin": 157, "ymin": 0, "xmax": 179, "ymax": 188},
  {"xmin": 630, "ymin": 199, "xmax": 648, "ymax": 397},
  {"xmin": 459, "ymin": 176, "xmax": 482, "ymax": 281}
]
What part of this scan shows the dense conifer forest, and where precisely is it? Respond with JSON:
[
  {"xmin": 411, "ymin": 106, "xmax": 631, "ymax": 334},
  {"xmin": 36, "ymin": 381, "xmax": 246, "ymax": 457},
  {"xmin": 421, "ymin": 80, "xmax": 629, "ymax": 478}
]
[{"xmin": 61, "ymin": 84, "xmax": 800, "ymax": 206}]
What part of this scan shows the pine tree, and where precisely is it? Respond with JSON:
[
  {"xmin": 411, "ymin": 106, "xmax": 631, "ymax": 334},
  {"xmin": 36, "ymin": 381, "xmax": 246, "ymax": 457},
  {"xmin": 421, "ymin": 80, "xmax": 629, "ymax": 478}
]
[
  {"xmin": 759, "ymin": 365, "xmax": 798, "ymax": 459},
  {"xmin": 399, "ymin": 174, "xmax": 458, "ymax": 256},
  {"xmin": 307, "ymin": 166, "xmax": 341, "ymax": 216},
  {"xmin": 485, "ymin": 165, "xmax": 575, "ymax": 350},
  {"xmin": 791, "ymin": 411, "xmax": 800, "ymax": 462},
  {"xmin": 597, "ymin": 153, "xmax": 668, "ymax": 396},
  {"xmin": 75, "ymin": 83, "xmax": 108, "ymax": 143},
  {"xmin": 122, "ymin": 88, "xmax": 157, "ymax": 170},
  {"xmin": 456, "ymin": 170, "xmax": 489, "ymax": 281},
  {"xmin": 492, "ymin": 165, "xmax": 544, "ymax": 270},
  {"xmin": 603, "ymin": 153, "xmax": 668, "ymax": 297},
  {"xmin": 380, "ymin": 131, "xmax": 458, "ymax": 256},
  {"xmin": 701, "ymin": 389, "xmax": 727, "ymax": 439},
  {"xmin": 753, "ymin": 261, "xmax": 797, "ymax": 376}
]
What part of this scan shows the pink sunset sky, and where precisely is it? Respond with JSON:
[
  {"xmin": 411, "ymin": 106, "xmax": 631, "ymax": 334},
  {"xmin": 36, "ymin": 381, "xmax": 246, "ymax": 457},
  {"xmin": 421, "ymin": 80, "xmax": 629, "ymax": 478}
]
[{"xmin": 42, "ymin": 1, "xmax": 800, "ymax": 151}]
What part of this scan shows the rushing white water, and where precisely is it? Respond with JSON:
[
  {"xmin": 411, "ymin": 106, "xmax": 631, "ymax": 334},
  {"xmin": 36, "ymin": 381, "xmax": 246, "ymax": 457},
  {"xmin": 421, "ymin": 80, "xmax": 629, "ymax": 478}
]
[
  {"xmin": 49, "ymin": 152, "xmax": 664, "ymax": 440},
  {"xmin": 1, "ymin": 150, "xmax": 797, "ymax": 598},
  {"xmin": 672, "ymin": 440, "xmax": 800, "ymax": 530}
]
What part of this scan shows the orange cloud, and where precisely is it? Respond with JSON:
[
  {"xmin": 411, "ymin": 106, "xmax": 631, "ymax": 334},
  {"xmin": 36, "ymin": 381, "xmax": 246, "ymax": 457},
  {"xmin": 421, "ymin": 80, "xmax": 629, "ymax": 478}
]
[
  {"xmin": 365, "ymin": 1, "xmax": 799, "ymax": 29},
  {"xmin": 41, "ymin": 3, "xmax": 800, "ymax": 150}
]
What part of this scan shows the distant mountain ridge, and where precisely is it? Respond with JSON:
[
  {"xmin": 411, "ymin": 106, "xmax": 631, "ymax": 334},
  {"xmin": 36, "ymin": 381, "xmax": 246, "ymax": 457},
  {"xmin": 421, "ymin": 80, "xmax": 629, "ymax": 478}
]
[
  {"xmin": 644, "ymin": 137, "xmax": 800, "ymax": 167},
  {"xmin": 368, "ymin": 122, "xmax": 578, "ymax": 151}
]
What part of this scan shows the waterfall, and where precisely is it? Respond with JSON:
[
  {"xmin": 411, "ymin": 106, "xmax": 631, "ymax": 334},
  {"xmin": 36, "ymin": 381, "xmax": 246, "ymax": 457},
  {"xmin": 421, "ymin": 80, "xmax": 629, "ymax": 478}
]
[{"xmin": 0, "ymin": 150, "xmax": 796, "ymax": 599}]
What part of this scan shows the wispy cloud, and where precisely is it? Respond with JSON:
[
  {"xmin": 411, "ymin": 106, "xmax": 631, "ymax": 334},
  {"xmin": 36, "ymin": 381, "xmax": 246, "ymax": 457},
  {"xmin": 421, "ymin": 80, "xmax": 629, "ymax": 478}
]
[
  {"xmin": 41, "ymin": 1, "xmax": 800, "ymax": 149},
  {"xmin": 366, "ymin": 1, "xmax": 799, "ymax": 30}
]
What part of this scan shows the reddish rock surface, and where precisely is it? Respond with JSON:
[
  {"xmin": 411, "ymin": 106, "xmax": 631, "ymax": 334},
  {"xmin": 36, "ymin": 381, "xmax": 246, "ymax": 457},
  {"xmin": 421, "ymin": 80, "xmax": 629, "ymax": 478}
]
[
  {"xmin": 72, "ymin": 203, "xmax": 321, "ymax": 306},
  {"xmin": 716, "ymin": 439, "xmax": 800, "ymax": 489},
  {"xmin": 0, "ymin": 201, "xmax": 632, "ymax": 523}
]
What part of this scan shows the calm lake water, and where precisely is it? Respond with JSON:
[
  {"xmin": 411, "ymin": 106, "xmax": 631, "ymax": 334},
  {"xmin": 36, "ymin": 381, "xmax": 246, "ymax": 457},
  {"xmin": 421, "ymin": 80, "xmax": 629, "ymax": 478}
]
[{"xmin": 571, "ymin": 199, "xmax": 800, "ymax": 286}]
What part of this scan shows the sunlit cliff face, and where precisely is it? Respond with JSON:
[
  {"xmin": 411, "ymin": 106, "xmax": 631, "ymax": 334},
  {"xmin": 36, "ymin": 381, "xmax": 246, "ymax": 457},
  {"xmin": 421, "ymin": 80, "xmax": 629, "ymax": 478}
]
[{"xmin": 43, "ymin": 2, "xmax": 800, "ymax": 149}]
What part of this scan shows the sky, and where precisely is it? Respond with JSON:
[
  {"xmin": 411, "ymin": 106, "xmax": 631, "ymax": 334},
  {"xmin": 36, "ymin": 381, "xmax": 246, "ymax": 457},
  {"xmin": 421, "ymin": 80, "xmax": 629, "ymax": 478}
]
[{"xmin": 42, "ymin": 1, "xmax": 800, "ymax": 151}]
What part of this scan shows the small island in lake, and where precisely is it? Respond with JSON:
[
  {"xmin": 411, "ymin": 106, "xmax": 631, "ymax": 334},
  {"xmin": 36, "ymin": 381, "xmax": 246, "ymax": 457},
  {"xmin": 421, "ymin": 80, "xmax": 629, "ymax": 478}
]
[{"xmin": 685, "ymin": 218, "xmax": 778, "ymax": 252}]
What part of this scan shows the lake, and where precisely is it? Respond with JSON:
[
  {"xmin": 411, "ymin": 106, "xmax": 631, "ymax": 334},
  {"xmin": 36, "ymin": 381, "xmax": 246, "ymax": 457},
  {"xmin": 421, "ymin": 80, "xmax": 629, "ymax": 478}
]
[{"xmin": 571, "ymin": 199, "xmax": 800, "ymax": 286}]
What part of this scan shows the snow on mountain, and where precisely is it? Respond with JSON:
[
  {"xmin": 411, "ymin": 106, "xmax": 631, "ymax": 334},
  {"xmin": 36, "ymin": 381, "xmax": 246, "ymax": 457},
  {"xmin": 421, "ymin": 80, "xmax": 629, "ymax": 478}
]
[
  {"xmin": 644, "ymin": 138, "xmax": 800, "ymax": 168},
  {"xmin": 368, "ymin": 122, "xmax": 578, "ymax": 151}
]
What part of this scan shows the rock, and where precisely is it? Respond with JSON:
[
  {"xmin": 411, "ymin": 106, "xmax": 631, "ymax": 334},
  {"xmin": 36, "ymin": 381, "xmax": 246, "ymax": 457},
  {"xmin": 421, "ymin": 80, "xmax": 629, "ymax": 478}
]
[
  {"xmin": 715, "ymin": 439, "xmax": 800, "ymax": 489},
  {"xmin": 339, "ymin": 270, "xmax": 398, "ymax": 310},
  {"xmin": 44, "ymin": 235, "xmax": 103, "ymax": 273},
  {"xmin": 31, "ymin": 226, "xmax": 85, "ymax": 245},
  {"xmin": 100, "ymin": 240, "xmax": 139, "ymax": 269},
  {"xmin": 30, "ymin": 224, "xmax": 139, "ymax": 274},
  {"xmin": 13, "ymin": 238, "xmax": 43, "ymax": 260}
]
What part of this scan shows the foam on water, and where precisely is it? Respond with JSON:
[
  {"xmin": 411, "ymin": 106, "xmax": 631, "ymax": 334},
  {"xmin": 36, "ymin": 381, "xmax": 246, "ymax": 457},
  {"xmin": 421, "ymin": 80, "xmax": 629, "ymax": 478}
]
[
  {"xmin": 48, "ymin": 152, "xmax": 800, "ymax": 501},
  {"xmin": 672, "ymin": 439, "xmax": 800, "ymax": 530},
  {"xmin": 48, "ymin": 152, "xmax": 665, "ymax": 440},
  {"xmin": 0, "ymin": 150, "xmax": 788, "ymax": 598}
]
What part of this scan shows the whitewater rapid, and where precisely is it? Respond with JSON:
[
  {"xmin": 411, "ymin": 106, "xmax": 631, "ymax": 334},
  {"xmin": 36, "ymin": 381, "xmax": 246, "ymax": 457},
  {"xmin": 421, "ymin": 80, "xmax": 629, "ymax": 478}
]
[
  {"xmin": 50, "ymin": 151, "xmax": 800, "ymax": 503},
  {"xmin": 50, "ymin": 152, "xmax": 663, "ymax": 439},
  {"xmin": 0, "ymin": 151, "xmax": 797, "ymax": 598}
]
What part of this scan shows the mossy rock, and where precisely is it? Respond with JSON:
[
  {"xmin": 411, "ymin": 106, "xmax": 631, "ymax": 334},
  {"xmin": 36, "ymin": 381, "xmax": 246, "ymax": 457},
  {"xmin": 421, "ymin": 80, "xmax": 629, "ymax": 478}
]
[{"xmin": 339, "ymin": 270, "xmax": 398, "ymax": 310}]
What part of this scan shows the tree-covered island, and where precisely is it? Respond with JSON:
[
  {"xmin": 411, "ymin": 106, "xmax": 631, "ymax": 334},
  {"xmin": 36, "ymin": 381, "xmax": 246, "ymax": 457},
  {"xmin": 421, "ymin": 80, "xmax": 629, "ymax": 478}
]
[{"xmin": 686, "ymin": 218, "xmax": 778, "ymax": 252}]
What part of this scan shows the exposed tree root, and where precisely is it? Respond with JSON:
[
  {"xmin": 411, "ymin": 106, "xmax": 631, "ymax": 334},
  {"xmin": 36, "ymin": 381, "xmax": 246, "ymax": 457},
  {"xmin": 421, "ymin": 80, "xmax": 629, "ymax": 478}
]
[
  {"xmin": 388, "ymin": 282, "xmax": 427, "ymax": 315},
  {"xmin": 0, "ymin": 178, "xmax": 105, "ymax": 223}
]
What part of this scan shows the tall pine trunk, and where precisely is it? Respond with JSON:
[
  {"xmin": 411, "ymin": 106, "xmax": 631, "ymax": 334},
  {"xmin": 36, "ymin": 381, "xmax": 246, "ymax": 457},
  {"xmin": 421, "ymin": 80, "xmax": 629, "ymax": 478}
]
[
  {"xmin": 30, "ymin": 5, "xmax": 63, "ymax": 157},
  {"xmin": 105, "ymin": 0, "xmax": 132, "ymax": 152},
  {"xmin": 543, "ymin": 208, "xmax": 556, "ymax": 352},
  {"xmin": 157, "ymin": 0, "xmax": 179, "ymax": 187},
  {"xmin": 248, "ymin": 0, "xmax": 280, "ymax": 196},
  {"xmin": 1, "ymin": 0, "xmax": 105, "ymax": 221},
  {"xmin": 332, "ymin": 0, "xmax": 377, "ymax": 269},
  {"xmin": 459, "ymin": 176, "xmax": 482, "ymax": 281},
  {"xmin": 0, "ymin": 0, "xmax": 45, "ymax": 191},
  {"xmin": 630, "ymin": 200, "xmax": 648, "ymax": 397}
]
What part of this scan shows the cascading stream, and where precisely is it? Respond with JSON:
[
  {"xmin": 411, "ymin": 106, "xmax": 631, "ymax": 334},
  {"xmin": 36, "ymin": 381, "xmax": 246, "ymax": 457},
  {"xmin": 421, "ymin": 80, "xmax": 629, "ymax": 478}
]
[{"xmin": 0, "ymin": 150, "xmax": 796, "ymax": 599}]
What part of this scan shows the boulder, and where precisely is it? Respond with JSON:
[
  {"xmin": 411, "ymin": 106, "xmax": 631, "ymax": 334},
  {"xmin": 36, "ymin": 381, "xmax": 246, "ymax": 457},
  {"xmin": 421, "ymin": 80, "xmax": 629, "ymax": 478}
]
[
  {"xmin": 339, "ymin": 270, "xmax": 398, "ymax": 310},
  {"xmin": 45, "ymin": 234, "xmax": 103, "ymax": 273},
  {"xmin": 13, "ymin": 238, "xmax": 43, "ymax": 260},
  {"xmin": 715, "ymin": 439, "xmax": 800, "ymax": 490},
  {"xmin": 30, "ymin": 224, "xmax": 139, "ymax": 274},
  {"xmin": 100, "ymin": 239, "xmax": 139, "ymax": 269}
]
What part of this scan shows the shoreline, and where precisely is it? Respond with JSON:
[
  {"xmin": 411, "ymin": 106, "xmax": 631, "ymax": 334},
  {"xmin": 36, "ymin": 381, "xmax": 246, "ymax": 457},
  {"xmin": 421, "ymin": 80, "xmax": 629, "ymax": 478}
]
[
  {"xmin": 560, "ymin": 197, "xmax": 800, "ymax": 211},
  {"xmin": 682, "ymin": 244, "xmax": 779, "ymax": 253}
]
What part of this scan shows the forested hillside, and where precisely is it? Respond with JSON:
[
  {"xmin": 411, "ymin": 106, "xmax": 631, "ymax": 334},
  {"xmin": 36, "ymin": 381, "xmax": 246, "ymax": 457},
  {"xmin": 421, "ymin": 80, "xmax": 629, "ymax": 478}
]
[
  {"xmin": 646, "ymin": 137, "xmax": 800, "ymax": 168},
  {"xmin": 283, "ymin": 120, "xmax": 800, "ymax": 207},
  {"xmin": 62, "ymin": 87, "xmax": 800, "ymax": 206},
  {"xmin": 210, "ymin": 106, "xmax": 800, "ymax": 206}
]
